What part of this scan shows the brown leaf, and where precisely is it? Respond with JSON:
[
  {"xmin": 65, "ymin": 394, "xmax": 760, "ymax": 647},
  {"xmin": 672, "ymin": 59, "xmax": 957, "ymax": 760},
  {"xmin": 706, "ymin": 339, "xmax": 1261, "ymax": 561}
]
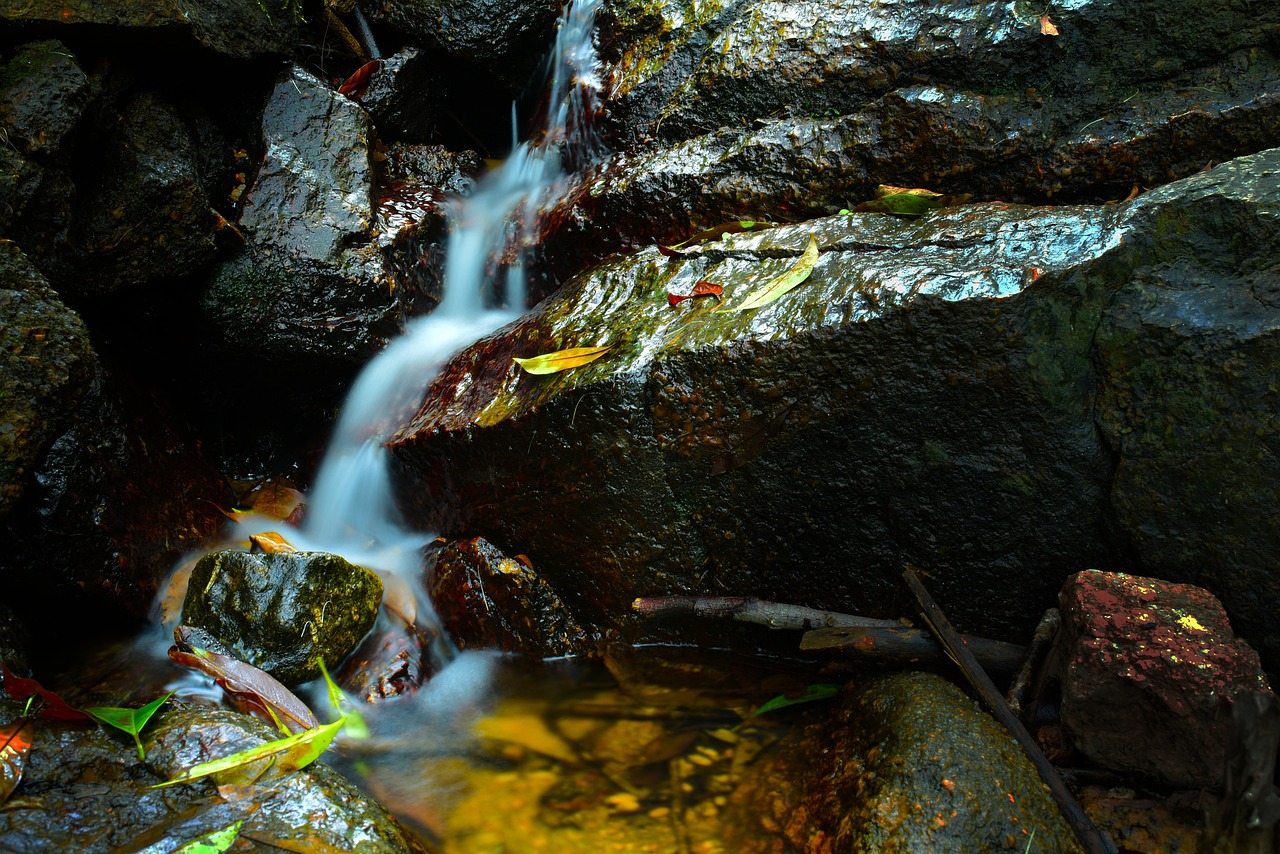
[
  {"xmin": 337, "ymin": 60, "xmax": 380, "ymax": 97},
  {"xmin": 1040, "ymin": 13, "xmax": 1060, "ymax": 35},
  {"xmin": 1, "ymin": 664, "xmax": 89, "ymax": 722},
  {"xmin": 667, "ymin": 281, "xmax": 725, "ymax": 306},
  {"xmin": 249, "ymin": 532, "xmax": 298, "ymax": 554},
  {"xmin": 243, "ymin": 482, "xmax": 306, "ymax": 521},
  {"xmin": 0, "ymin": 718, "xmax": 33, "ymax": 806}
]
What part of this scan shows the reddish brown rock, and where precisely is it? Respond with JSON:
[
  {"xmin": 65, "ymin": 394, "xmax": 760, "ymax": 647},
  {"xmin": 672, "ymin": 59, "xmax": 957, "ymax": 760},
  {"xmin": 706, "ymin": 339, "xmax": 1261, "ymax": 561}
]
[
  {"xmin": 430, "ymin": 537, "xmax": 595, "ymax": 658},
  {"xmin": 1058, "ymin": 569, "xmax": 1273, "ymax": 789}
]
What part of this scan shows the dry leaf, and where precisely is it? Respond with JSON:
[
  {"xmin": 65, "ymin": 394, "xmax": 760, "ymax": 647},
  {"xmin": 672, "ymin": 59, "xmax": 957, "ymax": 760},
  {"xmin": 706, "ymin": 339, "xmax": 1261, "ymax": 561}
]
[
  {"xmin": 726, "ymin": 234, "xmax": 819, "ymax": 312},
  {"xmin": 513, "ymin": 346, "xmax": 611, "ymax": 375},
  {"xmin": 248, "ymin": 532, "xmax": 297, "ymax": 554},
  {"xmin": 668, "ymin": 281, "xmax": 725, "ymax": 306},
  {"xmin": 1040, "ymin": 13, "xmax": 1059, "ymax": 35}
]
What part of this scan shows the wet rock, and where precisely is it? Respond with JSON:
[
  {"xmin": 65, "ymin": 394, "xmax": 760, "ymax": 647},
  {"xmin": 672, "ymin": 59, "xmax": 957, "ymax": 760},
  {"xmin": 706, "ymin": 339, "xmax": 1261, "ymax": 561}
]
[
  {"xmin": 1057, "ymin": 570, "xmax": 1273, "ymax": 790},
  {"xmin": 722, "ymin": 671, "xmax": 1081, "ymax": 852},
  {"xmin": 182, "ymin": 550, "xmax": 384, "ymax": 686},
  {"xmin": 0, "ymin": 703, "xmax": 426, "ymax": 852},
  {"xmin": 360, "ymin": 49, "xmax": 448, "ymax": 142},
  {"xmin": 0, "ymin": 40, "xmax": 95, "ymax": 157},
  {"xmin": 0, "ymin": 241, "xmax": 96, "ymax": 518},
  {"xmin": 368, "ymin": 0, "xmax": 562, "ymax": 93},
  {"xmin": 0, "ymin": 0, "xmax": 299, "ymax": 60},
  {"xmin": 204, "ymin": 66, "xmax": 401, "ymax": 362},
  {"xmin": 430, "ymin": 537, "xmax": 595, "ymax": 657},
  {"xmin": 391, "ymin": 148, "xmax": 1280, "ymax": 658},
  {"xmin": 542, "ymin": 0, "xmax": 1280, "ymax": 283},
  {"xmin": 72, "ymin": 90, "xmax": 218, "ymax": 296}
]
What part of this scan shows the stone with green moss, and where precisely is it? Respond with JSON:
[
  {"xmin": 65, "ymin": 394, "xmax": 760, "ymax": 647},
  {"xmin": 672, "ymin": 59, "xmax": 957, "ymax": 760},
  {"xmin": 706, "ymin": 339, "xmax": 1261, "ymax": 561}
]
[{"xmin": 182, "ymin": 550, "xmax": 383, "ymax": 686}]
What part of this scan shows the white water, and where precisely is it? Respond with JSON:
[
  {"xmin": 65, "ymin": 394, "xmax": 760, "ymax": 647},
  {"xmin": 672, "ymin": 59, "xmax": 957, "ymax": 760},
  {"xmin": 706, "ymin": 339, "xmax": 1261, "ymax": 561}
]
[{"xmin": 295, "ymin": 0, "xmax": 603, "ymax": 638}]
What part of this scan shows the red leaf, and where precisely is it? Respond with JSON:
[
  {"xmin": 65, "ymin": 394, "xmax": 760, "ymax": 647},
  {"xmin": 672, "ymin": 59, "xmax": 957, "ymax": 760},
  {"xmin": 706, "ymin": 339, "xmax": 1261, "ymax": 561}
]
[
  {"xmin": 1, "ymin": 664, "xmax": 90, "ymax": 722},
  {"xmin": 338, "ymin": 60, "xmax": 381, "ymax": 98},
  {"xmin": 0, "ymin": 718, "xmax": 33, "ymax": 805},
  {"xmin": 667, "ymin": 280, "xmax": 724, "ymax": 306}
]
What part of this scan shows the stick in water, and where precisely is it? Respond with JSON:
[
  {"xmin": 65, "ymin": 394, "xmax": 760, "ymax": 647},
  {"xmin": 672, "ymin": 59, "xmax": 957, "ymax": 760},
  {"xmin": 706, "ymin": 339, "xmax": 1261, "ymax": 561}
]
[{"xmin": 900, "ymin": 568, "xmax": 1118, "ymax": 854}]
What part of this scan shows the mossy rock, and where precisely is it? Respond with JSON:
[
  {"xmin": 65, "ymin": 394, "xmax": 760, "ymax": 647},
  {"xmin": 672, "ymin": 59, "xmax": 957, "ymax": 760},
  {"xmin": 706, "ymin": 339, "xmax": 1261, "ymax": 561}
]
[{"xmin": 182, "ymin": 550, "xmax": 383, "ymax": 685}]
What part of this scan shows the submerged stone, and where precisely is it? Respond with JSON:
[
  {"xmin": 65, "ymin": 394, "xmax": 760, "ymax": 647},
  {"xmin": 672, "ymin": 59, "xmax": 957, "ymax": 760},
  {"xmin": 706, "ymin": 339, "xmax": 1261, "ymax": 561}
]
[
  {"xmin": 182, "ymin": 550, "xmax": 383, "ymax": 686},
  {"xmin": 722, "ymin": 671, "xmax": 1082, "ymax": 852}
]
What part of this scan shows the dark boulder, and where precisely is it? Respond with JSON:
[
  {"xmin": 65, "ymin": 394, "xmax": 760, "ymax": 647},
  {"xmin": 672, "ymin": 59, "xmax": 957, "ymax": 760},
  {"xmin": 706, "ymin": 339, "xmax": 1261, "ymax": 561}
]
[
  {"xmin": 0, "ymin": 40, "xmax": 96, "ymax": 158},
  {"xmin": 722, "ymin": 671, "xmax": 1082, "ymax": 852},
  {"xmin": 0, "ymin": 0, "xmax": 299, "ymax": 60},
  {"xmin": 390, "ymin": 148, "xmax": 1280, "ymax": 661},
  {"xmin": 1058, "ymin": 570, "xmax": 1272, "ymax": 790},
  {"xmin": 182, "ymin": 550, "xmax": 384, "ymax": 685},
  {"xmin": 430, "ymin": 536, "xmax": 595, "ymax": 657}
]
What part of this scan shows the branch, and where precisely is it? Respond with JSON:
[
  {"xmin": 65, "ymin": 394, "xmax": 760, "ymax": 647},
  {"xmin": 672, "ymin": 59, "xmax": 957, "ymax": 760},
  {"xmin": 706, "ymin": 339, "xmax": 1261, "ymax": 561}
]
[
  {"xmin": 800, "ymin": 625, "xmax": 1024, "ymax": 673},
  {"xmin": 901, "ymin": 568, "xmax": 1118, "ymax": 854},
  {"xmin": 632, "ymin": 595, "xmax": 901, "ymax": 631}
]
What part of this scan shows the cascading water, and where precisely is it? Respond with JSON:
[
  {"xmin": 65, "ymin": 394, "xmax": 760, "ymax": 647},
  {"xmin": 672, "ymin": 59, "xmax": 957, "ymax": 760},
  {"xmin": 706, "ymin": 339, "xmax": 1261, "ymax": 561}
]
[{"xmin": 295, "ymin": 0, "xmax": 603, "ymax": 655}]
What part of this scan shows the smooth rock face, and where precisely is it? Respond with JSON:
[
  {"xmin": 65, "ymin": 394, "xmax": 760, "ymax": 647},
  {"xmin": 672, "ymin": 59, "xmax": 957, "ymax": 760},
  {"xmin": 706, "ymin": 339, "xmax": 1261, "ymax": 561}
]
[
  {"xmin": 1058, "ymin": 570, "xmax": 1273, "ymax": 790},
  {"xmin": 182, "ymin": 550, "xmax": 384, "ymax": 685},
  {"xmin": 722, "ymin": 671, "xmax": 1081, "ymax": 852},
  {"xmin": 391, "ymin": 148, "xmax": 1280, "ymax": 658},
  {"xmin": 430, "ymin": 537, "xmax": 595, "ymax": 657}
]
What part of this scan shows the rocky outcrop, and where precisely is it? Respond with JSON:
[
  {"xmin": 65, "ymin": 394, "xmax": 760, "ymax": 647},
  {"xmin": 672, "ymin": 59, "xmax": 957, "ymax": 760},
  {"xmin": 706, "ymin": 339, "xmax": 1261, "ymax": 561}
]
[
  {"xmin": 1058, "ymin": 570, "xmax": 1272, "ymax": 789},
  {"xmin": 182, "ymin": 550, "xmax": 384, "ymax": 685},
  {"xmin": 391, "ymin": 148, "xmax": 1280, "ymax": 662},
  {"xmin": 722, "ymin": 671, "xmax": 1082, "ymax": 852}
]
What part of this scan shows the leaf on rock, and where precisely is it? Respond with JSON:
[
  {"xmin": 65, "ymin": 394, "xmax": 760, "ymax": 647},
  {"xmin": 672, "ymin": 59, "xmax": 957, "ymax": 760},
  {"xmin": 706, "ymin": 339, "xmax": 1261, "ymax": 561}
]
[
  {"xmin": 0, "ymin": 718, "xmax": 33, "ymax": 806},
  {"xmin": 169, "ymin": 627, "xmax": 319, "ymax": 735},
  {"xmin": 248, "ymin": 532, "xmax": 297, "ymax": 554},
  {"xmin": 851, "ymin": 185, "xmax": 971, "ymax": 217},
  {"xmin": 726, "ymin": 233, "xmax": 819, "ymax": 312},
  {"xmin": 166, "ymin": 820, "xmax": 243, "ymax": 854},
  {"xmin": 86, "ymin": 691, "xmax": 174, "ymax": 761},
  {"xmin": 513, "ymin": 346, "xmax": 611, "ymax": 375},
  {"xmin": 243, "ymin": 482, "xmax": 306, "ymax": 521},
  {"xmin": 1, "ymin": 664, "xmax": 90, "ymax": 721},
  {"xmin": 154, "ymin": 717, "xmax": 346, "ymax": 789},
  {"xmin": 658, "ymin": 220, "xmax": 778, "ymax": 255},
  {"xmin": 337, "ymin": 60, "xmax": 380, "ymax": 97},
  {"xmin": 668, "ymin": 281, "xmax": 724, "ymax": 306},
  {"xmin": 1040, "ymin": 13, "xmax": 1060, "ymax": 35}
]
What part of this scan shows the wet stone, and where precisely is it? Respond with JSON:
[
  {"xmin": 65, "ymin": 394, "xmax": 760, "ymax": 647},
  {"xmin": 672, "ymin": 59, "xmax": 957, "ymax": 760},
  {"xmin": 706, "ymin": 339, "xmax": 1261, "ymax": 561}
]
[
  {"xmin": 0, "ymin": 40, "xmax": 94, "ymax": 157},
  {"xmin": 1058, "ymin": 570, "xmax": 1273, "ymax": 790},
  {"xmin": 182, "ymin": 550, "xmax": 383, "ymax": 686}
]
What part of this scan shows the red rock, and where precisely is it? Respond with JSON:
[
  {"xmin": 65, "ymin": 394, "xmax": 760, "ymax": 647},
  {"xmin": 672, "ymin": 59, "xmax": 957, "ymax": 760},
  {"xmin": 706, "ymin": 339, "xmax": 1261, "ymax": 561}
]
[{"xmin": 1058, "ymin": 570, "xmax": 1272, "ymax": 789}]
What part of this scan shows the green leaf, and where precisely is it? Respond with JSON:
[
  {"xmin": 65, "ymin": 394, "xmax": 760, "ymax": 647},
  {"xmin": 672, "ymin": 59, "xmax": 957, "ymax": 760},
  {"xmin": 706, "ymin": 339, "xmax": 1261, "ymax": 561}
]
[
  {"xmin": 154, "ymin": 717, "xmax": 345, "ymax": 789},
  {"xmin": 856, "ymin": 192, "xmax": 944, "ymax": 216},
  {"xmin": 86, "ymin": 691, "xmax": 174, "ymax": 761},
  {"xmin": 317, "ymin": 657, "xmax": 368, "ymax": 740},
  {"xmin": 513, "ymin": 345, "xmax": 611, "ymax": 375},
  {"xmin": 750, "ymin": 683, "xmax": 840, "ymax": 716},
  {"xmin": 168, "ymin": 820, "xmax": 243, "ymax": 854},
  {"xmin": 726, "ymin": 233, "xmax": 819, "ymax": 312},
  {"xmin": 659, "ymin": 220, "xmax": 778, "ymax": 254}
]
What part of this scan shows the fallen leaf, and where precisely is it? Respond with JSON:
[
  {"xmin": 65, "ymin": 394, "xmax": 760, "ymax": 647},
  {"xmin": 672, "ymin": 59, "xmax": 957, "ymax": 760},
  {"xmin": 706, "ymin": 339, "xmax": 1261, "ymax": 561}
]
[
  {"xmin": 1040, "ymin": 13, "xmax": 1059, "ymax": 35},
  {"xmin": 337, "ymin": 60, "xmax": 380, "ymax": 97},
  {"xmin": 851, "ymin": 185, "xmax": 971, "ymax": 216},
  {"xmin": 0, "ymin": 718, "xmax": 33, "ymax": 806},
  {"xmin": 1, "ymin": 664, "xmax": 89, "ymax": 722},
  {"xmin": 667, "ymin": 281, "xmax": 724, "ymax": 306},
  {"xmin": 248, "ymin": 531, "xmax": 297, "ymax": 554},
  {"xmin": 726, "ymin": 234, "xmax": 819, "ymax": 312},
  {"xmin": 166, "ymin": 819, "xmax": 243, "ymax": 854},
  {"xmin": 154, "ymin": 717, "xmax": 346, "ymax": 789},
  {"xmin": 514, "ymin": 345, "xmax": 611, "ymax": 375},
  {"xmin": 85, "ymin": 691, "xmax": 174, "ymax": 761},
  {"xmin": 242, "ymin": 482, "xmax": 306, "ymax": 521},
  {"xmin": 750, "ymin": 683, "xmax": 841, "ymax": 716},
  {"xmin": 169, "ymin": 627, "xmax": 319, "ymax": 735},
  {"xmin": 658, "ymin": 220, "xmax": 778, "ymax": 255}
]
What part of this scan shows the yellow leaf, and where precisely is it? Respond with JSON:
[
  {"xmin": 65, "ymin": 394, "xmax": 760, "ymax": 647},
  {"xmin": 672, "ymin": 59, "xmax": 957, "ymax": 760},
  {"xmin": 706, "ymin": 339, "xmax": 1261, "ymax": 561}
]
[
  {"xmin": 248, "ymin": 532, "xmax": 297, "ymax": 554},
  {"xmin": 513, "ymin": 346, "xmax": 612, "ymax": 375},
  {"xmin": 726, "ymin": 233, "xmax": 819, "ymax": 312},
  {"xmin": 1040, "ymin": 13, "xmax": 1059, "ymax": 35},
  {"xmin": 153, "ymin": 718, "xmax": 346, "ymax": 789}
]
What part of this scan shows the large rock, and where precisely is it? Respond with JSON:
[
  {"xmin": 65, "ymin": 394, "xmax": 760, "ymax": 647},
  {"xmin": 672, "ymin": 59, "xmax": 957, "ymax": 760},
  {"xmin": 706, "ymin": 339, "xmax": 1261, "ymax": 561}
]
[
  {"xmin": 0, "ymin": 241, "xmax": 96, "ymax": 518},
  {"xmin": 0, "ymin": 0, "xmax": 299, "ymax": 60},
  {"xmin": 390, "ymin": 148, "xmax": 1280, "ymax": 659},
  {"xmin": 722, "ymin": 671, "xmax": 1082, "ymax": 852},
  {"xmin": 0, "ymin": 40, "xmax": 96, "ymax": 158},
  {"xmin": 1058, "ymin": 570, "xmax": 1272, "ymax": 789},
  {"xmin": 182, "ymin": 550, "xmax": 384, "ymax": 685}
]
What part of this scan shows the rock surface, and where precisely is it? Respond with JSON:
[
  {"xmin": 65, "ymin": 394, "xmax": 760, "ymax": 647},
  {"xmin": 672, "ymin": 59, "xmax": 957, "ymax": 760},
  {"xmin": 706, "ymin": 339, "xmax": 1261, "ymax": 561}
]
[
  {"xmin": 182, "ymin": 550, "xmax": 384, "ymax": 685},
  {"xmin": 392, "ymin": 148, "xmax": 1280, "ymax": 658},
  {"xmin": 430, "ymin": 537, "xmax": 595, "ymax": 657},
  {"xmin": 722, "ymin": 671, "xmax": 1082, "ymax": 852},
  {"xmin": 1058, "ymin": 570, "xmax": 1273, "ymax": 789}
]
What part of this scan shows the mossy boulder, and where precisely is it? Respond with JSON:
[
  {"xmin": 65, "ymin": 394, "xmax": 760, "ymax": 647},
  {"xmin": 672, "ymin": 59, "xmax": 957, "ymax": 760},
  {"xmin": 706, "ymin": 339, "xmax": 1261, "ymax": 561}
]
[{"xmin": 182, "ymin": 550, "xmax": 383, "ymax": 685}]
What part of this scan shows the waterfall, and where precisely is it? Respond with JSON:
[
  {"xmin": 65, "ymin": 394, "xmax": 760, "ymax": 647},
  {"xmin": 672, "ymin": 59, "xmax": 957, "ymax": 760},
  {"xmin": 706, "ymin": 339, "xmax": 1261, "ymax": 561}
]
[{"xmin": 296, "ymin": 0, "xmax": 603, "ymax": 635}]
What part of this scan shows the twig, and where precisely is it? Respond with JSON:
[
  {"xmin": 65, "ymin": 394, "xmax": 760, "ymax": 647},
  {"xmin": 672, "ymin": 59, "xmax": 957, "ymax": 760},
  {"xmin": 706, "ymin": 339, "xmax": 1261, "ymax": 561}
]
[
  {"xmin": 901, "ymin": 568, "xmax": 1117, "ymax": 854},
  {"xmin": 632, "ymin": 595, "xmax": 901, "ymax": 631},
  {"xmin": 1005, "ymin": 608, "xmax": 1060, "ymax": 720},
  {"xmin": 801, "ymin": 625, "xmax": 1025, "ymax": 672}
]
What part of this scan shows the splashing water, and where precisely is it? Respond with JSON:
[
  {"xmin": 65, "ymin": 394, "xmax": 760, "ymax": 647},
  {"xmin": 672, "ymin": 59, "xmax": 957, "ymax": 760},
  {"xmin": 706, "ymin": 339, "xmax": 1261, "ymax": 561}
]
[{"xmin": 295, "ymin": 0, "xmax": 603, "ymax": 644}]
